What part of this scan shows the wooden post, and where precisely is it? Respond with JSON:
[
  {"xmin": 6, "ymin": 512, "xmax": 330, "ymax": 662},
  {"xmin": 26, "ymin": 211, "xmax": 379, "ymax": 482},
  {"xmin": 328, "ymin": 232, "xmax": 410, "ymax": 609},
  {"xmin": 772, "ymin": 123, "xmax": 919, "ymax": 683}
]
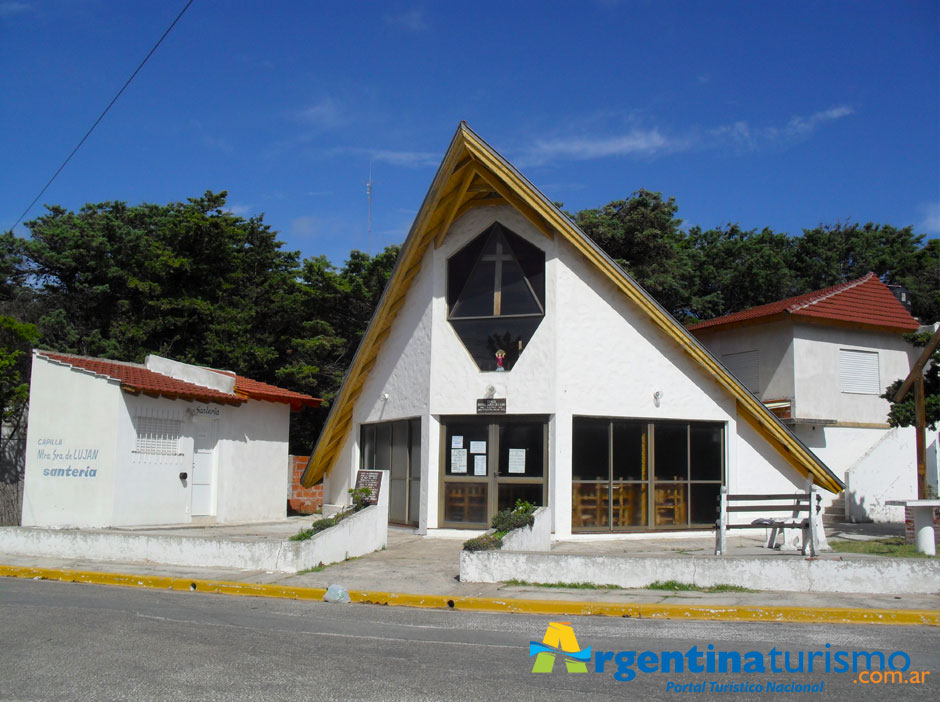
[{"xmin": 915, "ymin": 374, "xmax": 927, "ymax": 499}]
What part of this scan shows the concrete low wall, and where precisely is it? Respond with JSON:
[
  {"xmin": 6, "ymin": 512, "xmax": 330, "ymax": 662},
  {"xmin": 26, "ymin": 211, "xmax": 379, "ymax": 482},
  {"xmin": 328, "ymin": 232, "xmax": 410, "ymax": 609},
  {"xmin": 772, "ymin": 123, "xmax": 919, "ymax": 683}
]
[
  {"xmin": 460, "ymin": 550, "xmax": 940, "ymax": 595},
  {"xmin": 0, "ymin": 505, "xmax": 386, "ymax": 573},
  {"xmin": 501, "ymin": 507, "xmax": 551, "ymax": 552},
  {"xmin": 0, "ymin": 470, "xmax": 390, "ymax": 574}
]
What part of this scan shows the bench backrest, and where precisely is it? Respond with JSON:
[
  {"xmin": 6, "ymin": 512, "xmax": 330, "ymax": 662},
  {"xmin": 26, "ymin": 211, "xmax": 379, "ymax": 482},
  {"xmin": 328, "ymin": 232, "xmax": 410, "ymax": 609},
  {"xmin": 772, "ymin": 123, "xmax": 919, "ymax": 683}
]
[{"xmin": 724, "ymin": 493, "xmax": 816, "ymax": 514}]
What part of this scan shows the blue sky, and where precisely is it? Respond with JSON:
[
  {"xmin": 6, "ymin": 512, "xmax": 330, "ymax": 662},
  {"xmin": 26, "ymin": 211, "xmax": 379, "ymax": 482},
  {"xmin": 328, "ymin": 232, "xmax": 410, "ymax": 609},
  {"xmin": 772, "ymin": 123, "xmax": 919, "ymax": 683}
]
[{"xmin": 2, "ymin": 1, "xmax": 938, "ymax": 265}]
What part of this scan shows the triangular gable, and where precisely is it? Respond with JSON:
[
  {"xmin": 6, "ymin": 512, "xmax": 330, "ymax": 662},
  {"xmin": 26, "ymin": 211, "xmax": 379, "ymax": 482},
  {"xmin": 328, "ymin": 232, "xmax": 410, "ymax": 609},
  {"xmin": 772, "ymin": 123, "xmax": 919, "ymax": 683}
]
[{"xmin": 302, "ymin": 123, "xmax": 844, "ymax": 493}]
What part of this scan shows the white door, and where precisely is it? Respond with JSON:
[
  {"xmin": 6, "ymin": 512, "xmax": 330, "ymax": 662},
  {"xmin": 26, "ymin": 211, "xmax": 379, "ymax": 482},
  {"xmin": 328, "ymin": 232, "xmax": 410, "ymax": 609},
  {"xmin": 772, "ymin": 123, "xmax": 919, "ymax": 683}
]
[{"xmin": 191, "ymin": 421, "xmax": 217, "ymax": 515}]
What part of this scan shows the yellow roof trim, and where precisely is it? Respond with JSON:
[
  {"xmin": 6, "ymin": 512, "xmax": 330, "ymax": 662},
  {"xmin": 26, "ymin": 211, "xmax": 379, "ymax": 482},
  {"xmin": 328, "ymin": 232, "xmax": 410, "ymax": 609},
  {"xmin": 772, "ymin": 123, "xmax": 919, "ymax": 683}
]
[{"xmin": 302, "ymin": 123, "xmax": 843, "ymax": 494}]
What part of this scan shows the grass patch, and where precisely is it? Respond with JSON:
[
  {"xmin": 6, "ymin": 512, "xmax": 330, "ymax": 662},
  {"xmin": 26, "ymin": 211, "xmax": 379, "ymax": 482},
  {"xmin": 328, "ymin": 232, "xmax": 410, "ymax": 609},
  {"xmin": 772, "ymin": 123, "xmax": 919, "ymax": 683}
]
[
  {"xmin": 296, "ymin": 564, "xmax": 328, "ymax": 574},
  {"xmin": 295, "ymin": 553, "xmax": 363, "ymax": 575},
  {"xmin": 829, "ymin": 537, "xmax": 938, "ymax": 559},
  {"xmin": 647, "ymin": 579, "xmax": 756, "ymax": 593},
  {"xmin": 505, "ymin": 579, "xmax": 623, "ymax": 590}
]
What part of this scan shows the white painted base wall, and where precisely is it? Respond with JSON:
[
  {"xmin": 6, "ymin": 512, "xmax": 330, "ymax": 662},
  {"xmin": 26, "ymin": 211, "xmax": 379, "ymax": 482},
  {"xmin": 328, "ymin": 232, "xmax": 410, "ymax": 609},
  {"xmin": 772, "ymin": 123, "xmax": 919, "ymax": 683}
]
[
  {"xmin": 500, "ymin": 507, "xmax": 551, "ymax": 551},
  {"xmin": 1, "ymin": 470, "xmax": 391, "ymax": 573},
  {"xmin": 460, "ymin": 550, "xmax": 940, "ymax": 594},
  {"xmin": 843, "ymin": 427, "xmax": 940, "ymax": 522}
]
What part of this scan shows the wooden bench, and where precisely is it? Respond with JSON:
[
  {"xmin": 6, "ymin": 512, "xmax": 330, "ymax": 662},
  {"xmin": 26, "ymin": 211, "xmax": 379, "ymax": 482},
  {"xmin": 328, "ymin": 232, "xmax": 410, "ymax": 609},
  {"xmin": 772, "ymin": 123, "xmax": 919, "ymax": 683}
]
[{"xmin": 714, "ymin": 486, "xmax": 822, "ymax": 556}]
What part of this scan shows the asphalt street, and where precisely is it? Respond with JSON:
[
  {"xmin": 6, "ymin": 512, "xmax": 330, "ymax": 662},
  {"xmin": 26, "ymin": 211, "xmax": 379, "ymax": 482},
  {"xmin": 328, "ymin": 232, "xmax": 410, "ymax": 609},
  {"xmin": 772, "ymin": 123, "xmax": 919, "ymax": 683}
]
[{"xmin": 1, "ymin": 578, "xmax": 938, "ymax": 701}]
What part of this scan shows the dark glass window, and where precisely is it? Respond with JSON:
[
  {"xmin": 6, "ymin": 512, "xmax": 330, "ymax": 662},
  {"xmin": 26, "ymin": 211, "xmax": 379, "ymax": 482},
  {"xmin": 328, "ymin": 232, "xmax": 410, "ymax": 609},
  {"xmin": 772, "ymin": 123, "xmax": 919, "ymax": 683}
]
[
  {"xmin": 447, "ymin": 223, "xmax": 545, "ymax": 371},
  {"xmin": 572, "ymin": 418, "xmax": 724, "ymax": 531},
  {"xmin": 572, "ymin": 418, "xmax": 609, "ymax": 481},
  {"xmin": 654, "ymin": 424, "xmax": 688, "ymax": 481},
  {"xmin": 690, "ymin": 424, "xmax": 722, "ymax": 480}
]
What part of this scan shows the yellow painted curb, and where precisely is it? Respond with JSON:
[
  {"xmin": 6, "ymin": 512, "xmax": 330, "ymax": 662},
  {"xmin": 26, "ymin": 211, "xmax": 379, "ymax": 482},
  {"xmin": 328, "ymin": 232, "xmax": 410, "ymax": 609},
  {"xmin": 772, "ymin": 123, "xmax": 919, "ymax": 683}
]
[{"xmin": 2, "ymin": 564, "xmax": 937, "ymax": 627}]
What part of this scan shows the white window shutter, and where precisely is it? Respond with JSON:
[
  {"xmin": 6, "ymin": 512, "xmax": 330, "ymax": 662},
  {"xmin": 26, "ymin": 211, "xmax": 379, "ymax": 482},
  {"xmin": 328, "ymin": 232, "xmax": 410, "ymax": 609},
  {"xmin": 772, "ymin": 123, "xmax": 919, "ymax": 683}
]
[
  {"xmin": 721, "ymin": 350, "xmax": 760, "ymax": 393},
  {"xmin": 839, "ymin": 349, "xmax": 880, "ymax": 394}
]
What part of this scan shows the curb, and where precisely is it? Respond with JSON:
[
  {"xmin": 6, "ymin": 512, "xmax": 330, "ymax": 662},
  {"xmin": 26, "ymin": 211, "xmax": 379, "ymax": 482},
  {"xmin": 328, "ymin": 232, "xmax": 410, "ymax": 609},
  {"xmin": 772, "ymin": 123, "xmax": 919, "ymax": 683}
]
[{"xmin": 2, "ymin": 564, "xmax": 937, "ymax": 627}]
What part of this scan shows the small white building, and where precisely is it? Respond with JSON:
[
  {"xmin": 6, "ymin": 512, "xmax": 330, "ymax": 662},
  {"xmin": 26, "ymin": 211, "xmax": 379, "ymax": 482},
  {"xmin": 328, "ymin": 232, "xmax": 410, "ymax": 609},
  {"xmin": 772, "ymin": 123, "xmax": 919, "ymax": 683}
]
[
  {"xmin": 300, "ymin": 123, "xmax": 843, "ymax": 538},
  {"xmin": 21, "ymin": 351, "xmax": 319, "ymax": 528},
  {"xmin": 689, "ymin": 275, "xmax": 939, "ymax": 521}
]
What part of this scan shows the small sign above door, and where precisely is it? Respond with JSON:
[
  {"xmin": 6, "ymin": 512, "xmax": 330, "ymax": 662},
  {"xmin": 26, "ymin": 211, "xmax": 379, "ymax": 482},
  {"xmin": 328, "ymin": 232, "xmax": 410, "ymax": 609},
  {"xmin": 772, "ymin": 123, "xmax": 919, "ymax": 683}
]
[{"xmin": 476, "ymin": 398, "xmax": 506, "ymax": 414}]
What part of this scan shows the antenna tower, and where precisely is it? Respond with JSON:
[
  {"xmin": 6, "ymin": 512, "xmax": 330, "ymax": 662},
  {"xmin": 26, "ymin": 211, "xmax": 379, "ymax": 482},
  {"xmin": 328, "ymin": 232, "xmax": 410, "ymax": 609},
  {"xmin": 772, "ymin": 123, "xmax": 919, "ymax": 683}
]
[{"xmin": 366, "ymin": 162, "xmax": 373, "ymax": 251}]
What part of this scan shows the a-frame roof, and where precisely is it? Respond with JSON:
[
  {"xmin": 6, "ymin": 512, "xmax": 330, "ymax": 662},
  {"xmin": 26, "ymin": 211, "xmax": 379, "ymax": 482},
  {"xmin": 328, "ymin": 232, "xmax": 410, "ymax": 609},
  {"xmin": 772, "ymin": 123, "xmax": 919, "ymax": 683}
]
[{"xmin": 302, "ymin": 123, "xmax": 843, "ymax": 493}]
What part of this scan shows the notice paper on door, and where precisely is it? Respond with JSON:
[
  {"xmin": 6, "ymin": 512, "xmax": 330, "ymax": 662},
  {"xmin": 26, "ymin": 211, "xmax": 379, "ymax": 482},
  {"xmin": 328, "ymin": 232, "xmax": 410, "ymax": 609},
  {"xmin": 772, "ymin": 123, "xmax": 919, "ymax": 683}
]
[
  {"xmin": 507, "ymin": 448, "xmax": 526, "ymax": 473},
  {"xmin": 469, "ymin": 440, "xmax": 486, "ymax": 454},
  {"xmin": 451, "ymin": 449, "xmax": 467, "ymax": 474},
  {"xmin": 473, "ymin": 454, "xmax": 487, "ymax": 476},
  {"xmin": 451, "ymin": 435, "xmax": 463, "ymax": 449}
]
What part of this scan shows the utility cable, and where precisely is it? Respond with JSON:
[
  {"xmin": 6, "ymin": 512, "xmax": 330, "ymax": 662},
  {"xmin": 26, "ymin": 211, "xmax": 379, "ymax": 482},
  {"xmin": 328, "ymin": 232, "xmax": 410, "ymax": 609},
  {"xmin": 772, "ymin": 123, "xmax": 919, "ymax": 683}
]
[{"xmin": 9, "ymin": 0, "xmax": 195, "ymax": 231}]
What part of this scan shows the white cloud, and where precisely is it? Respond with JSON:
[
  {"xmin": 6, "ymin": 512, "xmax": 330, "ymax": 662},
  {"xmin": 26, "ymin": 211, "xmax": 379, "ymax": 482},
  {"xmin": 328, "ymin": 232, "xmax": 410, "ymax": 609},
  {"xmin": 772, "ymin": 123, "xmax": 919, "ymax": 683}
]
[
  {"xmin": 332, "ymin": 146, "xmax": 439, "ymax": 168},
  {"xmin": 919, "ymin": 202, "xmax": 940, "ymax": 235},
  {"xmin": 385, "ymin": 8, "xmax": 428, "ymax": 32},
  {"xmin": 516, "ymin": 129, "xmax": 680, "ymax": 167},
  {"xmin": 712, "ymin": 105, "xmax": 854, "ymax": 151},
  {"xmin": 296, "ymin": 97, "xmax": 343, "ymax": 129},
  {"xmin": 290, "ymin": 215, "xmax": 318, "ymax": 239},
  {"xmin": 783, "ymin": 105, "xmax": 854, "ymax": 138},
  {"xmin": 0, "ymin": 2, "xmax": 32, "ymax": 18},
  {"xmin": 226, "ymin": 203, "xmax": 253, "ymax": 217}
]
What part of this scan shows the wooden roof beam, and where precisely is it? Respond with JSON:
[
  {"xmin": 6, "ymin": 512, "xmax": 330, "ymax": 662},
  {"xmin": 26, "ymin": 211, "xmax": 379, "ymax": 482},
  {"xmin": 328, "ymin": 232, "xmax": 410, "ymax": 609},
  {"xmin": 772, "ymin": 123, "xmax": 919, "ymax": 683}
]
[
  {"xmin": 434, "ymin": 166, "xmax": 476, "ymax": 248},
  {"xmin": 470, "ymin": 165, "xmax": 554, "ymax": 239}
]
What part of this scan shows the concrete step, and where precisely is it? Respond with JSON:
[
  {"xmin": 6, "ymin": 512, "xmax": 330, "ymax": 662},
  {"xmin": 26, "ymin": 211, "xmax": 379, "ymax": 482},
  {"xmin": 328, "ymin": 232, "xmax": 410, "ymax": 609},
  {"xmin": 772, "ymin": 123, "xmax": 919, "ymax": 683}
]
[{"xmin": 822, "ymin": 496, "xmax": 846, "ymax": 525}]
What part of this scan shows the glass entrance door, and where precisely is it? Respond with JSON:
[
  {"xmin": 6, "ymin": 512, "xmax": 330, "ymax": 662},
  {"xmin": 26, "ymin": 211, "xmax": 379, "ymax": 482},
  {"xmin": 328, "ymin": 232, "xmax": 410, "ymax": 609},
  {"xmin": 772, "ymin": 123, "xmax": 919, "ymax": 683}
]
[
  {"xmin": 360, "ymin": 418, "xmax": 420, "ymax": 526},
  {"xmin": 440, "ymin": 416, "xmax": 547, "ymax": 528}
]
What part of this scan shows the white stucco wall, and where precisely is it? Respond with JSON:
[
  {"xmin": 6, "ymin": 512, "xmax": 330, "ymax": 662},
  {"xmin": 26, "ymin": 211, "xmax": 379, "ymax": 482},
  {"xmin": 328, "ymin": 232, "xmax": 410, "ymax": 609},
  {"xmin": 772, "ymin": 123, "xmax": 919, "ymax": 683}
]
[
  {"xmin": 22, "ymin": 355, "xmax": 120, "ymax": 528},
  {"xmin": 112, "ymin": 394, "xmax": 192, "ymax": 526},
  {"xmin": 792, "ymin": 324, "xmax": 914, "ymax": 423},
  {"xmin": 691, "ymin": 320, "xmax": 795, "ymax": 401},
  {"xmin": 215, "ymin": 400, "xmax": 289, "ymax": 523}
]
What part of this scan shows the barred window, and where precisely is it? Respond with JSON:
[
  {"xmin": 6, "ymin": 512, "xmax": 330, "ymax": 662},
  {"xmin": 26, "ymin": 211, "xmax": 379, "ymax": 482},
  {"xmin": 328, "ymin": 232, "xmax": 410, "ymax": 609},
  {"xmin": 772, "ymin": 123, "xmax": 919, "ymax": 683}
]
[{"xmin": 134, "ymin": 416, "xmax": 182, "ymax": 455}]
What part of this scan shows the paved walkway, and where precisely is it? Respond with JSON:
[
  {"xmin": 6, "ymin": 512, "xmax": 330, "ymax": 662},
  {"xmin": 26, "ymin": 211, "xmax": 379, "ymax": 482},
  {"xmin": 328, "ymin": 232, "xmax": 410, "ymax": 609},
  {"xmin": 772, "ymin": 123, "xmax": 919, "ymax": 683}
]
[{"xmin": 2, "ymin": 520, "xmax": 937, "ymax": 618}]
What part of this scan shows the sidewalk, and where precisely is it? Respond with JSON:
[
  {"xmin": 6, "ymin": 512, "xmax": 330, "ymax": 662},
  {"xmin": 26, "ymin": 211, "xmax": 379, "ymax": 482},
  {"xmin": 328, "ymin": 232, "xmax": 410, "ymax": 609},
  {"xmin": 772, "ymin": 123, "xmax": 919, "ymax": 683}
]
[{"xmin": 2, "ymin": 522, "xmax": 937, "ymax": 625}]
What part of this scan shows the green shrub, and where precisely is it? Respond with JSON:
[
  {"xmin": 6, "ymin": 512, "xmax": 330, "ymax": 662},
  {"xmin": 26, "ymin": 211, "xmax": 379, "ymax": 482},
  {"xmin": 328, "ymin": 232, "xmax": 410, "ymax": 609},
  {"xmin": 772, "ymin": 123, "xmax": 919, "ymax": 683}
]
[
  {"xmin": 462, "ymin": 533, "xmax": 504, "ymax": 551},
  {"xmin": 290, "ymin": 516, "xmax": 339, "ymax": 541},
  {"xmin": 490, "ymin": 499, "xmax": 536, "ymax": 533},
  {"xmin": 290, "ymin": 488, "xmax": 378, "ymax": 542}
]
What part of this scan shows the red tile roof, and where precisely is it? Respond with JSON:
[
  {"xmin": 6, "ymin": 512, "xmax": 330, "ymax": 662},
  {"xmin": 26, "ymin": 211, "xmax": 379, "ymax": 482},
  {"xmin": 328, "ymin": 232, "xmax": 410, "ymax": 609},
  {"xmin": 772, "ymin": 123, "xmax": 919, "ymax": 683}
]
[
  {"xmin": 214, "ymin": 369, "xmax": 322, "ymax": 409},
  {"xmin": 687, "ymin": 273, "xmax": 920, "ymax": 333},
  {"xmin": 36, "ymin": 351, "xmax": 320, "ymax": 411}
]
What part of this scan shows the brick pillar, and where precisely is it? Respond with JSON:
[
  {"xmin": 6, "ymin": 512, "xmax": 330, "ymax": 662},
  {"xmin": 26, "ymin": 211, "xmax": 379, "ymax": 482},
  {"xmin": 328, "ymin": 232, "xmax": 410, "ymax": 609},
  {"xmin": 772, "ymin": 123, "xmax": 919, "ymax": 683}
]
[
  {"xmin": 904, "ymin": 506, "xmax": 940, "ymax": 546},
  {"xmin": 287, "ymin": 455, "xmax": 323, "ymax": 514}
]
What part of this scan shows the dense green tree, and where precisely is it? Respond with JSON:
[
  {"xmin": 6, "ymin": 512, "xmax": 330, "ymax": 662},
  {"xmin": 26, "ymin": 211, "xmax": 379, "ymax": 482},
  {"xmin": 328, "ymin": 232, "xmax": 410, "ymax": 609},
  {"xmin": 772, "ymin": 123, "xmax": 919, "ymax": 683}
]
[
  {"xmin": 0, "ymin": 315, "xmax": 38, "ymax": 525},
  {"xmin": 18, "ymin": 192, "xmax": 303, "ymax": 375},
  {"xmin": 277, "ymin": 246, "xmax": 400, "ymax": 452},
  {"xmin": 682, "ymin": 225, "xmax": 798, "ymax": 322}
]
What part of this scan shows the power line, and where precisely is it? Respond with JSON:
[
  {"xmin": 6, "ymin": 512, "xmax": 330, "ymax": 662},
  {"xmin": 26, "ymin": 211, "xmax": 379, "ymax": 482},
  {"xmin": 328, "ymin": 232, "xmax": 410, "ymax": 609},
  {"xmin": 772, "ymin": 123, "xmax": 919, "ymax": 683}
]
[{"xmin": 9, "ymin": 0, "xmax": 196, "ymax": 231}]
